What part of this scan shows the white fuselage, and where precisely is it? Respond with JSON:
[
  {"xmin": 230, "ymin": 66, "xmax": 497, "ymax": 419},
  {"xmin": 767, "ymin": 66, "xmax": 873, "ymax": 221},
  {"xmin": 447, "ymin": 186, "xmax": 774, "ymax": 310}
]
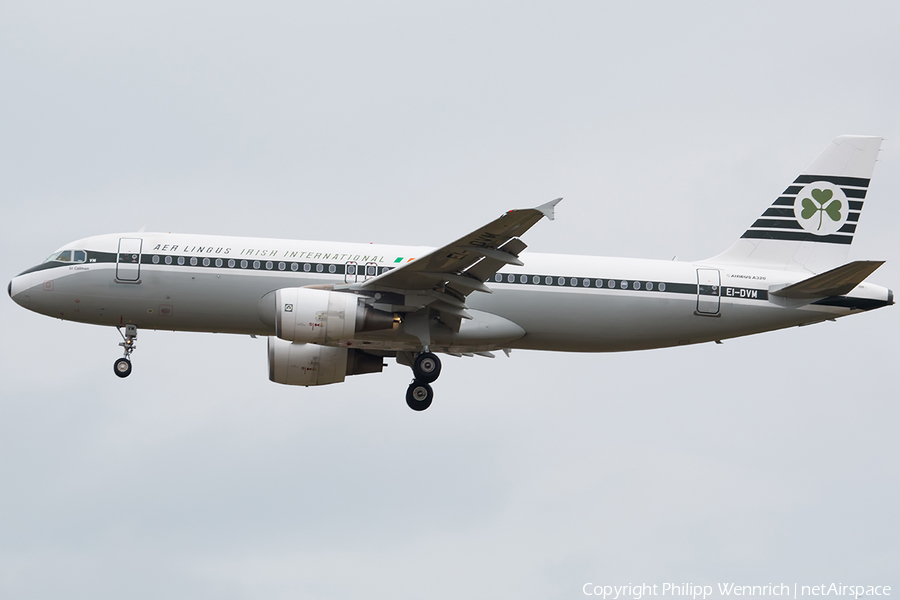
[{"xmin": 8, "ymin": 232, "xmax": 892, "ymax": 354}]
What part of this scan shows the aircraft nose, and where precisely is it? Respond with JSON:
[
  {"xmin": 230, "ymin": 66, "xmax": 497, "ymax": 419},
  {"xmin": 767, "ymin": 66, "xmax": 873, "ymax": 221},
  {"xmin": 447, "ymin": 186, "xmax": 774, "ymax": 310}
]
[{"xmin": 8, "ymin": 276, "xmax": 28, "ymax": 308}]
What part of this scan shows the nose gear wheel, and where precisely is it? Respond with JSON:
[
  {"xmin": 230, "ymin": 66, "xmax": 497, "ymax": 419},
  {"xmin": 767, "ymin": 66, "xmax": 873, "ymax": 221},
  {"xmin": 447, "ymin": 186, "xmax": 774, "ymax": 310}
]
[
  {"xmin": 114, "ymin": 324, "xmax": 138, "ymax": 378},
  {"xmin": 114, "ymin": 357, "xmax": 132, "ymax": 378}
]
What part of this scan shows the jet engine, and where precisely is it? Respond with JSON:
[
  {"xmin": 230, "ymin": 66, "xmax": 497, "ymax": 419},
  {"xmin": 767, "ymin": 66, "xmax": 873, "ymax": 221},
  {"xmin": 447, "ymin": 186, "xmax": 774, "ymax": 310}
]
[
  {"xmin": 273, "ymin": 287, "xmax": 395, "ymax": 343},
  {"xmin": 268, "ymin": 337, "xmax": 385, "ymax": 386}
]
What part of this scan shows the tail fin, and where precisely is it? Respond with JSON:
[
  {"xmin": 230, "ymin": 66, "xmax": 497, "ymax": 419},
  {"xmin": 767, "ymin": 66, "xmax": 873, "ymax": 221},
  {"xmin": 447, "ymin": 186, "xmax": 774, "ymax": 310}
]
[{"xmin": 708, "ymin": 135, "xmax": 882, "ymax": 273}]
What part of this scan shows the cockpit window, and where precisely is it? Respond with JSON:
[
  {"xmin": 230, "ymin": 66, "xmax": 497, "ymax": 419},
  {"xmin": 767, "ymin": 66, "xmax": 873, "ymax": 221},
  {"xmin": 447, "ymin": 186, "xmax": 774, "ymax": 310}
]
[
  {"xmin": 43, "ymin": 250, "xmax": 86, "ymax": 263},
  {"xmin": 45, "ymin": 250, "xmax": 72, "ymax": 263}
]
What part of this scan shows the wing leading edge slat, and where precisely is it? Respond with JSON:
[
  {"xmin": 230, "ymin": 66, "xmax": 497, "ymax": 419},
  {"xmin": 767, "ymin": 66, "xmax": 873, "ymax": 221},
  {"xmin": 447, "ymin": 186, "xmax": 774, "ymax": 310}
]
[
  {"xmin": 334, "ymin": 198, "xmax": 560, "ymax": 334},
  {"xmin": 342, "ymin": 198, "xmax": 561, "ymax": 296}
]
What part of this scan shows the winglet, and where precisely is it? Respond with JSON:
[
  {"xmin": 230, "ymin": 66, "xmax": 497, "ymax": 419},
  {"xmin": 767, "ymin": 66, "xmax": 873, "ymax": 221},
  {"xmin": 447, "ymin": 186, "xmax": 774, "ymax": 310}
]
[{"xmin": 536, "ymin": 197, "xmax": 563, "ymax": 221}]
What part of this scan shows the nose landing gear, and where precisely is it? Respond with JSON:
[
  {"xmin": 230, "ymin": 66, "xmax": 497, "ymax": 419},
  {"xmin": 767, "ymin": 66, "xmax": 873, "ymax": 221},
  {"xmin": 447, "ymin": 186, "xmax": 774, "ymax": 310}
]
[
  {"xmin": 114, "ymin": 324, "xmax": 137, "ymax": 378},
  {"xmin": 406, "ymin": 351, "xmax": 441, "ymax": 411}
]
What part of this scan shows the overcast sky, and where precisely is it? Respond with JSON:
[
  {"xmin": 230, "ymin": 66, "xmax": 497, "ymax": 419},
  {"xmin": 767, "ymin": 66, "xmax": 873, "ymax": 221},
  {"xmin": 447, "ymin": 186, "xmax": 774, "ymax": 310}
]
[{"xmin": 1, "ymin": 2, "xmax": 898, "ymax": 598}]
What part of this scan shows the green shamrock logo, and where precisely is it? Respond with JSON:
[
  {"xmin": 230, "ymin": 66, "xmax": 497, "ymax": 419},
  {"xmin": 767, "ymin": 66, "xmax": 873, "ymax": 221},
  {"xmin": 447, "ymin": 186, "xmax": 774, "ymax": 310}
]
[{"xmin": 800, "ymin": 188, "xmax": 842, "ymax": 231}]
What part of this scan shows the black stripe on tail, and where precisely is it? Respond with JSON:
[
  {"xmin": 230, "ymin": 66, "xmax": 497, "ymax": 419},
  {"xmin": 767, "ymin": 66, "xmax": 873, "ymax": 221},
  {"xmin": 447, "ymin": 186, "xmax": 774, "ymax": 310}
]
[{"xmin": 740, "ymin": 174, "xmax": 868, "ymax": 245}]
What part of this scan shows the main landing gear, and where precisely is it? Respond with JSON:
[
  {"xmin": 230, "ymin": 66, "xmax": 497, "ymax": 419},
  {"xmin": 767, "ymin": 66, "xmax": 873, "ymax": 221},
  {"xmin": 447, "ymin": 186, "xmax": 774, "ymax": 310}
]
[
  {"xmin": 113, "ymin": 324, "xmax": 137, "ymax": 378},
  {"xmin": 406, "ymin": 350, "xmax": 441, "ymax": 411}
]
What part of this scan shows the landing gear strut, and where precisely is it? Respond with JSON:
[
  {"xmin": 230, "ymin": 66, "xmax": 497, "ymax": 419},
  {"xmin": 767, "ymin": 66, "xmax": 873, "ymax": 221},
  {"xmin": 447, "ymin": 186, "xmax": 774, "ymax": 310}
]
[
  {"xmin": 114, "ymin": 324, "xmax": 137, "ymax": 378},
  {"xmin": 406, "ymin": 351, "xmax": 441, "ymax": 411}
]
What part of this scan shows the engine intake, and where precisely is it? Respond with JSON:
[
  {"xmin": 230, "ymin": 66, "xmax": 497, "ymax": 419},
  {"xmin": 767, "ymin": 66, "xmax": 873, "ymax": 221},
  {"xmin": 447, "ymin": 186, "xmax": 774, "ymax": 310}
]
[{"xmin": 274, "ymin": 287, "xmax": 394, "ymax": 343}]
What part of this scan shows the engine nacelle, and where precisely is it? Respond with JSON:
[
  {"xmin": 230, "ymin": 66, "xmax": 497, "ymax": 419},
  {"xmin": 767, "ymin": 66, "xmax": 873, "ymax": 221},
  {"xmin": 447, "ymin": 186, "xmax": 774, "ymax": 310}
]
[
  {"xmin": 267, "ymin": 337, "xmax": 385, "ymax": 386},
  {"xmin": 273, "ymin": 287, "xmax": 394, "ymax": 343}
]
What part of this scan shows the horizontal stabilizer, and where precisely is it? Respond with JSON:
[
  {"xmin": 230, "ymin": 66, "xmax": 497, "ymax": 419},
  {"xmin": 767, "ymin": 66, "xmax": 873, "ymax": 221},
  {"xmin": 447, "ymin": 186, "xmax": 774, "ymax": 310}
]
[{"xmin": 769, "ymin": 260, "xmax": 884, "ymax": 299}]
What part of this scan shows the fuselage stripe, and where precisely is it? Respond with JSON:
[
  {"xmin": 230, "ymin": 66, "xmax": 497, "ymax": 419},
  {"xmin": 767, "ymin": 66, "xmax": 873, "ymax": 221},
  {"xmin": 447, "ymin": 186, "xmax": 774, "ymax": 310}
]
[{"xmin": 31, "ymin": 251, "xmax": 773, "ymax": 303}]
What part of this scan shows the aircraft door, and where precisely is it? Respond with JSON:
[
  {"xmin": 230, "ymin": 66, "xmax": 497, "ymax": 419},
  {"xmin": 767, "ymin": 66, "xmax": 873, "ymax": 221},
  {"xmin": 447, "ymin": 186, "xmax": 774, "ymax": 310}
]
[
  {"xmin": 364, "ymin": 262, "xmax": 378, "ymax": 280},
  {"xmin": 116, "ymin": 238, "xmax": 143, "ymax": 282},
  {"xmin": 344, "ymin": 261, "xmax": 358, "ymax": 283},
  {"xmin": 696, "ymin": 268, "xmax": 720, "ymax": 315}
]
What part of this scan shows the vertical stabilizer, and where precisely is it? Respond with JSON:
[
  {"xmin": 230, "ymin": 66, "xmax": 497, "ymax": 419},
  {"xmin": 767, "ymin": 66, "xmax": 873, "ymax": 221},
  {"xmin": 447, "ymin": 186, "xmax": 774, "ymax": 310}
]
[{"xmin": 708, "ymin": 135, "xmax": 882, "ymax": 273}]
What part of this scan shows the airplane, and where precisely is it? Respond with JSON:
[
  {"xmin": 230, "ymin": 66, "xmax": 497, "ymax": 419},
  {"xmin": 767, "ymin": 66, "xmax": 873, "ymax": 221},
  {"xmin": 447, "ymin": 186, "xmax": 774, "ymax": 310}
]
[{"xmin": 8, "ymin": 135, "xmax": 893, "ymax": 411}]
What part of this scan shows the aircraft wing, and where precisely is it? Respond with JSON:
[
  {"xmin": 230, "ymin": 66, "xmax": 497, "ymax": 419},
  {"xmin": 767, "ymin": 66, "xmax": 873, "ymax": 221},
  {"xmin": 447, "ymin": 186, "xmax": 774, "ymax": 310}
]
[{"xmin": 336, "ymin": 198, "xmax": 561, "ymax": 322}]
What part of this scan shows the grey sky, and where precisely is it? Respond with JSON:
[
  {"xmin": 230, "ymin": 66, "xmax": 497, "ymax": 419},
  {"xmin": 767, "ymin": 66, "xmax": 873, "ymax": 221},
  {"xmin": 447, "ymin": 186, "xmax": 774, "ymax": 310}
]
[{"xmin": 1, "ymin": 2, "xmax": 897, "ymax": 598}]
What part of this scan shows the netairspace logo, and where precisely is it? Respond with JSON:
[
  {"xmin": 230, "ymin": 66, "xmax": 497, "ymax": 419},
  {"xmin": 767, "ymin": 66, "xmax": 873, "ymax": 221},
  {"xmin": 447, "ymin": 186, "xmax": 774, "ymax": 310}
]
[{"xmin": 582, "ymin": 583, "xmax": 892, "ymax": 599}]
